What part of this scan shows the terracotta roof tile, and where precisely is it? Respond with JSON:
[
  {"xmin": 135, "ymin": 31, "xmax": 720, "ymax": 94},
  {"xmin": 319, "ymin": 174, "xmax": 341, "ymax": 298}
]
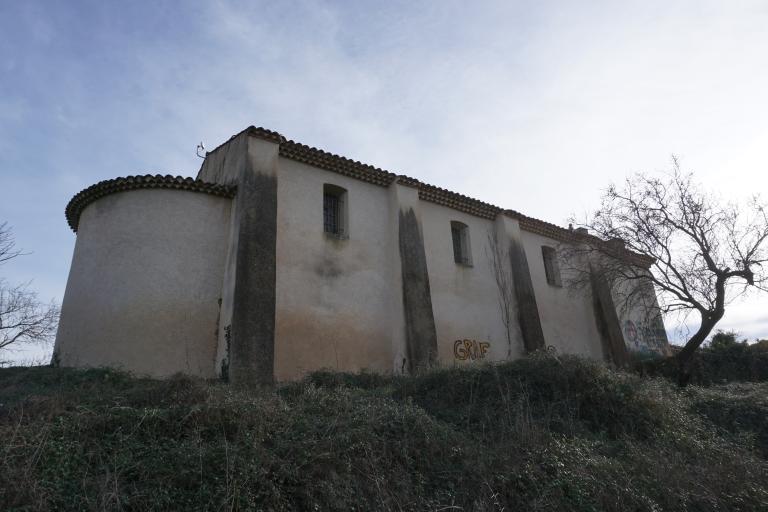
[
  {"xmin": 417, "ymin": 184, "xmax": 501, "ymax": 220},
  {"xmin": 65, "ymin": 175, "xmax": 236, "ymax": 232},
  {"xmin": 203, "ymin": 126, "xmax": 285, "ymax": 156},
  {"xmin": 259, "ymin": 128, "xmax": 652, "ymax": 267},
  {"xmin": 279, "ymin": 140, "xmax": 397, "ymax": 187},
  {"xmin": 512, "ymin": 212, "xmax": 654, "ymax": 267},
  {"xmin": 245, "ymin": 126, "xmax": 285, "ymax": 144},
  {"xmin": 63, "ymin": 127, "xmax": 653, "ymax": 267},
  {"xmin": 71, "ymin": 128, "xmax": 649, "ymax": 266}
]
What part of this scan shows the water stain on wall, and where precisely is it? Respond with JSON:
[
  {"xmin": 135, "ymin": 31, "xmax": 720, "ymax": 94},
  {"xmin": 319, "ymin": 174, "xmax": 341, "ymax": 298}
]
[{"xmin": 274, "ymin": 309, "xmax": 392, "ymax": 380}]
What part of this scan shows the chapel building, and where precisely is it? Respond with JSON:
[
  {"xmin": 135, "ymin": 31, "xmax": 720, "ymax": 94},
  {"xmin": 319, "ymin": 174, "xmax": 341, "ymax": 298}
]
[{"xmin": 54, "ymin": 126, "xmax": 669, "ymax": 382}]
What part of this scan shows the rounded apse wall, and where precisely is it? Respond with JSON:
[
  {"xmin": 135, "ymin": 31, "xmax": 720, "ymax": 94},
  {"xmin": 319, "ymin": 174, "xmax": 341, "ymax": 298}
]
[{"xmin": 54, "ymin": 176, "xmax": 235, "ymax": 378}]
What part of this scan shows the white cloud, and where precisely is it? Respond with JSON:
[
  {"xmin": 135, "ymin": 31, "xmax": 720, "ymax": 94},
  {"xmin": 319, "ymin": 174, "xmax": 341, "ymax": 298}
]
[{"xmin": 2, "ymin": 0, "xmax": 768, "ymax": 364}]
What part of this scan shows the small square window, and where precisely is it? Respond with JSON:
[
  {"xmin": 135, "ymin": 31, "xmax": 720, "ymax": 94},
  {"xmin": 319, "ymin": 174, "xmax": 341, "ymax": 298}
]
[
  {"xmin": 541, "ymin": 245, "xmax": 562, "ymax": 287},
  {"xmin": 323, "ymin": 184, "xmax": 348, "ymax": 238},
  {"xmin": 451, "ymin": 221, "xmax": 472, "ymax": 266}
]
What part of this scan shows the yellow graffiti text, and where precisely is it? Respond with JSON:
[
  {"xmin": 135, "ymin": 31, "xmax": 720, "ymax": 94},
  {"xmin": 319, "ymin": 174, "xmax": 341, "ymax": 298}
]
[{"xmin": 453, "ymin": 339, "xmax": 491, "ymax": 361}]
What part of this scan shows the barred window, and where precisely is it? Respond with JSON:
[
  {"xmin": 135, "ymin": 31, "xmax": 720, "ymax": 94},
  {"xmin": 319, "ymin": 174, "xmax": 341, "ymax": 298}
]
[
  {"xmin": 323, "ymin": 184, "xmax": 347, "ymax": 238},
  {"xmin": 450, "ymin": 221, "xmax": 472, "ymax": 266},
  {"xmin": 541, "ymin": 246, "xmax": 562, "ymax": 287}
]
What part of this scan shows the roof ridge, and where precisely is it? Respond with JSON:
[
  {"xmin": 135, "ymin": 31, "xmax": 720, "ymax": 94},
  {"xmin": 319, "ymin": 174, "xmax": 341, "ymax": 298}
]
[
  {"xmin": 203, "ymin": 126, "xmax": 286, "ymax": 157},
  {"xmin": 208, "ymin": 126, "xmax": 653, "ymax": 267}
]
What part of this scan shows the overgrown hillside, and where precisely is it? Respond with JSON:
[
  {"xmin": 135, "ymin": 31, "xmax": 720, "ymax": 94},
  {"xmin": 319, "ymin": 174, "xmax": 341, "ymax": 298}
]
[{"xmin": 2, "ymin": 354, "xmax": 768, "ymax": 511}]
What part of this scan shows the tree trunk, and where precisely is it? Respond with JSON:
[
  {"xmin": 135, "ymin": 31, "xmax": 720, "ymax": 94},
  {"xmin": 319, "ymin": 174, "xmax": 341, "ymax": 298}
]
[{"xmin": 675, "ymin": 314, "xmax": 721, "ymax": 386}]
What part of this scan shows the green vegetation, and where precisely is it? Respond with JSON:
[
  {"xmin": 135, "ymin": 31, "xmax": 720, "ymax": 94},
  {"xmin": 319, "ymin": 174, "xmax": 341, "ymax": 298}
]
[
  {"xmin": 642, "ymin": 331, "xmax": 768, "ymax": 386},
  {"xmin": 2, "ymin": 354, "xmax": 768, "ymax": 511}
]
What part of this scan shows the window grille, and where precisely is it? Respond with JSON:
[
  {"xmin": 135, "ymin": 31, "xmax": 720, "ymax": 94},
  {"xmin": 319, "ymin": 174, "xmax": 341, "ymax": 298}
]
[
  {"xmin": 324, "ymin": 193, "xmax": 340, "ymax": 234},
  {"xmin": 323, "ymin": 184, "xmax": 347, "ymax": 237},
  {"xmin": 541, "ymin": 246, "xmax": 562, "ymax": 286}
]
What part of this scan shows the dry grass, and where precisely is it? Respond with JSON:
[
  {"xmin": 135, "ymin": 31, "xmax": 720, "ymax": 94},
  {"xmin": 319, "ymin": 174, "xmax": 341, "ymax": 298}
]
[{"xmin": 1, "ymin": 354, "xmax": 767, "ymax": 510}]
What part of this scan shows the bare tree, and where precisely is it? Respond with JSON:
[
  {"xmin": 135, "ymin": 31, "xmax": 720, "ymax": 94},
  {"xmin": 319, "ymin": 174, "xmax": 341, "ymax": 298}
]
[
  {"xmin": 0, "ymin": 222, "xmax": 23, "ymax": 264},
  {"xmin": 0, "ymin": 280, "xmax": 59, "ymax": 351},
  {"xmin": 0, "ymin": 223, "xmax": 59, "ymax": 358},
  {"xmin": 568, "ymin": 158, "xmax": 768, "ymax": 383}
]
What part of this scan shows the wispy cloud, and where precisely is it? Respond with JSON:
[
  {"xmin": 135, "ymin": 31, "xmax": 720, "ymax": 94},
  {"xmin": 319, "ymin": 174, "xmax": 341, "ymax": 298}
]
[{"xmin": 1, "ymin": 0, "xmax": 767, "ymax": 364}]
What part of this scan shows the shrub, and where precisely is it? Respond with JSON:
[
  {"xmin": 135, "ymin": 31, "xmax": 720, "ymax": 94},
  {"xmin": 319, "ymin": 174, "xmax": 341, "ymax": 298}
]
[
  {"xmin": 639, "ymin": 335, "xmax": 768, "ymax": 386},
  {"xmin": 1, "ymin": 356, "xmax": 767, "ymax": 510}
]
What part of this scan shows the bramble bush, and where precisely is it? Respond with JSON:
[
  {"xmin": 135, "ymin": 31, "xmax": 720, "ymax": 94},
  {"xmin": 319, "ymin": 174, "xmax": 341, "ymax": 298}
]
[
  {"xmin": 1, "ymin": 354, "xmax": 767, "ymax": 510},
  {"xmin": 639, "ymin": 331, "xmax": 768, "ymax": 386}
]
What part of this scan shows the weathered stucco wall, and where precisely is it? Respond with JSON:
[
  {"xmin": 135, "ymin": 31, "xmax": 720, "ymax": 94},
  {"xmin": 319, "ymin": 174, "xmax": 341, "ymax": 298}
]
[
  {"xmin": 273, "ymin": 158, "xmax": 395, "ymax": 380},
  {"xmin": 198, "ymin": 133, "xmax": 280, "ymax": 385},
  {"xmin": 55, "ymin": 189, "xmax": 231, "ymax": 377},
  {"xmin": 613, "ymin": 276, "xmax": 670, "ymax": 356},
  {"xmin": 420, "ymin": 203, "xmax": 524, "ymax": 366},
  {"xmin": 56, "ymin": 127, "xmax": 669, "ymax": 381},
  {"xmin": 197, "ymin": 132, "xmax": 250, "ymax": 186},
  {"xmin": 520, "ymin": 230, "xmax": 605, "ymax": 359},
  {"xmin": 197, "ymin": 132, "xmax": 249, "ymax": 378}
]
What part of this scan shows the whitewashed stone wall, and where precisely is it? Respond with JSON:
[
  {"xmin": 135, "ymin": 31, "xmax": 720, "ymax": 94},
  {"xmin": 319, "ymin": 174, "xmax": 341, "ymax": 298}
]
[
  {"xmin": 55, "ymin": 189, "xmax": 231, "ymax": 377},
  {"xmin": 55, "ymin": 128, "xmax": 668, "ymax": 381}
]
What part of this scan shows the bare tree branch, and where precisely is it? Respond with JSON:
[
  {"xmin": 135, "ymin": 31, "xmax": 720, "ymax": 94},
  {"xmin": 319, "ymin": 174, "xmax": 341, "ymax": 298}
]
[
  {"xmin": 563, "ymin": 159, "xmax": 768, "ymax": 384},
  {"xmin": 0, "ymin": 222, "xmax": 24, "ymax": 265},
  {"xmin": 0, "ymin": 279, "xmax": 59, "ymax": 352},
  {"xmin": 0, "ymin": 224, "xmax": 59, "ymax": 358}
]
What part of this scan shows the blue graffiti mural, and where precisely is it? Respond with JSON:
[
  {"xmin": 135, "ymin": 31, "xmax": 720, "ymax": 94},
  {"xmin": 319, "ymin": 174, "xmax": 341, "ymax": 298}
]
[{"xmin": 623, "ymin": 319, "xmax": 667, "ymax": 353}]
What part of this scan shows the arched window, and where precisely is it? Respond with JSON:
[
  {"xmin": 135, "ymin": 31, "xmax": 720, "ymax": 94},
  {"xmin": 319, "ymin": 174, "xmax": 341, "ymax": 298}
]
[
  {"xmin": 323, "ymin": 184, "xmax": 348, "ymax": 238},
  {"xmin": 450, "ymin": 221, "xmax": 472, "ymax": 266}
]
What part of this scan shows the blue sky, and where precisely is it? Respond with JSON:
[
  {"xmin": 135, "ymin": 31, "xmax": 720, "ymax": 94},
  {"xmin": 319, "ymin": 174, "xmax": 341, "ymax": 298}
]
[{"xmin": 2, "ymin": 1, "xmax": 768, "ymax": 362}]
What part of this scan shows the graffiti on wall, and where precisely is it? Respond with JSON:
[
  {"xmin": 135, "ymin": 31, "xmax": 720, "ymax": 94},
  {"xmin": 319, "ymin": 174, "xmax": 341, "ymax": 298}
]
[
  {"xmin": 454, "ymin": 339, "xmax": 491, "ymax": 361},
  {"xmin": 623, "ymin": 319, "xmax": 667, "ymax": 353}
]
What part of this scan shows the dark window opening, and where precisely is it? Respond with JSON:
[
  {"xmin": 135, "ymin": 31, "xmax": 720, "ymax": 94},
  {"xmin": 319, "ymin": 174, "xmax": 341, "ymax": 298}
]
[
  {"xmin": 323, "ymin": 184, "xmax": 347, "ymax": 238},
  {"xmin": 451, "ymin": 221, "xmax": 472, "ymax": 266},
  {"xmin": 542, "ymin": 245, "xmax": 562, "ymax": 286}
]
